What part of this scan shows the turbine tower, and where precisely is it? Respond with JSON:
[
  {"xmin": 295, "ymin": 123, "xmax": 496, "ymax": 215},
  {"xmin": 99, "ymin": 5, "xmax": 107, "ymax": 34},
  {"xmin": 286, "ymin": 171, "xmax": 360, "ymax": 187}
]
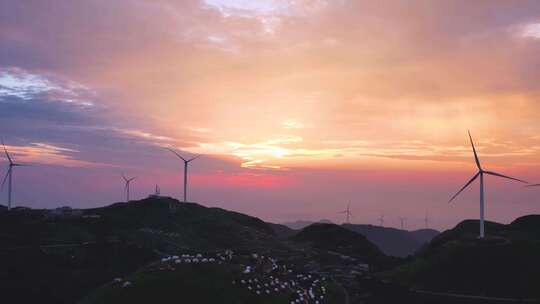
[
  {"xmin": 377, "ymin": 214, "xmax": 385, "ymax": 227},
  {"xmin": 1, "ymin": 140, "xmax": 27, "ymax": 211},
  {"xmin": 448, "ymin": 130, "xmax": 528, "ymax": 238},
  {"xmin": 339, "ymin": 203, "xmax": 352, "ymax": 223},
  {"xmin": 424, "ymin": 213, "xmax": 430, "ymax": 229},
  {"xmin": 399, "ymin": 217, "xmax": 406, "ymax": 230},
  {"xmin": 122, "ymin": 174, "xmax": 136, "ymax": 201},
  {"xmin": 167, "ymin": 148, "xmax": 200, "ymax": 202}
]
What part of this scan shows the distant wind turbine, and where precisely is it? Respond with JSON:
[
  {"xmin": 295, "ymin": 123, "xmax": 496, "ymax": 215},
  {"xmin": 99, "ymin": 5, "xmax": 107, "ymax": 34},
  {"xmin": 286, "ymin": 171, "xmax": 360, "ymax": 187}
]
[
  {"xmin": 167, "ymin": 148, "xmax": 200, "ymax": 202},
  {"xmin": 122, "ymin": 174, "xmax": 136, "ymax": 201},
  {"xmin": 377, "ymin": 214, "xmax": 385, "ymax": 227},
  {"xmin": 339, "ymin": 203, "xmax": 352, "ymax": 223},
  {"xmin": 1, "ymin": 140, "xmax": 28, "ymax": 211},
  {"xmin": 424, "ymin": 213, "xmax": 430, "ymax": 229},
  {"xmin": 398, "ymin": 217, "xmax": 406, "ymax": 230},
  {"xmin": 448, "ymin": 130, "xmax": 528, "ymax": 238}
]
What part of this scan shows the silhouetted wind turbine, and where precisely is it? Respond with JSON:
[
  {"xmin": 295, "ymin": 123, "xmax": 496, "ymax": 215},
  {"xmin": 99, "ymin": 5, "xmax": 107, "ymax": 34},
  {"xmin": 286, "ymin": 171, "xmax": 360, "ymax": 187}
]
[
  {"xmin": 399, "ymin": 217, "xmax": 406, "ymax": 230},
  {"xmin": 1, "ymin": 140, "xmax": 28, "ymax": 211},
  {"xmin": 424, "ymin": 213, "xmax": 430, "ymax": 229},
  {"xmin": 167, "ymin": 148, "xmax": 200, "ymax": 202},
  {"xmin": 122, "ymin": 174, "xmax": 136, "ymax": 201},
  {"xmin": 448, "ymin": 130, "xmax": 528, "ymax": 238},
  {"xmin": 339, "ymin": 203, "xmax": 352, "ymax": 223},
  {"xmin": 377, "ymin": 214, "xmax": 385, "ymax": 227}
]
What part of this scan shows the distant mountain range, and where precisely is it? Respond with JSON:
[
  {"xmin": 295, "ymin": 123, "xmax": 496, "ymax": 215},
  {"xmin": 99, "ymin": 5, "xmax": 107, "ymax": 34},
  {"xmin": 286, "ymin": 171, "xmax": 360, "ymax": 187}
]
[
  {"xmin": 342, "ymin": 224, "xmax": 440, "ymax": 257},
  {"xmin": 283, "ymin": 219, "xmax": 440, "ymax": 257},
  {"xmin": 281, "ymin": 219, "xmax": 333, "ymax": 230}
]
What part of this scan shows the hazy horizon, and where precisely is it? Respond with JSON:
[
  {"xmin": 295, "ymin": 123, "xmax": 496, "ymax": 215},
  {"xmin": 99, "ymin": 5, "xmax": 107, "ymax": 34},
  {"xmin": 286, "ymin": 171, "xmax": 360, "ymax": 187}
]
[{"xmin": 2, "ymin": 0, "xmax": 540, "ymax": 231}]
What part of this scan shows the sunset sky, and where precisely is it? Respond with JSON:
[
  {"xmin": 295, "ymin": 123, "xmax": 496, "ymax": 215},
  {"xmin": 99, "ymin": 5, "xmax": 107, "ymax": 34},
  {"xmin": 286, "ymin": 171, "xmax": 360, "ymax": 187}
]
[{"xmin": 2, "ymin": 0, "xmax": 540, "ymax": 230}]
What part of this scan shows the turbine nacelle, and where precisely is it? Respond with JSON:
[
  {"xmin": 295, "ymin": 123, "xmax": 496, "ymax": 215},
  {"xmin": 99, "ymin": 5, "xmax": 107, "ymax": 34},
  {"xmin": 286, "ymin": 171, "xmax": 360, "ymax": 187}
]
[{"xmin": 166, "ymin": 148, "xmax": 200, "ymax": 163}]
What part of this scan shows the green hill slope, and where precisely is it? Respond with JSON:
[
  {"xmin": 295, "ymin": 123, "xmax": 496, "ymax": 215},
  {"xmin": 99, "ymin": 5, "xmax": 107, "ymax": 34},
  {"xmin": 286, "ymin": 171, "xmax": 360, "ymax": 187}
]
[
  {"xmin": 87, "ymin": 197, "xmax": 278, "ymax": 251},
  {"xmin": 385, "ymin": 216, "xmax": 540, "ymax": 299},
  {"xmin": 0, "ymin": 197, "xmax": 284, "ymax": 304},
  {"xmin": 80, "ymin": 252, "xmax": 344, "ymax": 304},
  {"xmin": 291, "ymin": 223, "xmax": 386, "ymax": 264}
]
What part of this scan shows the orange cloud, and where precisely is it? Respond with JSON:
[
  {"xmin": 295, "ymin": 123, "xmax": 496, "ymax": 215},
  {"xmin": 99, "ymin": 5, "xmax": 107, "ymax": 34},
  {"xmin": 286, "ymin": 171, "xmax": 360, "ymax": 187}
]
[{"xmin": 191, "ymin": 172, "xmax": 294, "ymax": 188}]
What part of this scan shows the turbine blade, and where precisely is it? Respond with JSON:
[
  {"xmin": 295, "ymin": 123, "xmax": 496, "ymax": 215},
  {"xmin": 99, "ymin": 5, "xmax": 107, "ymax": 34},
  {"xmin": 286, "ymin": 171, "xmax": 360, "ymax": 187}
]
[
  {"xmin": 129, "ymin": 177, "xmax": 136, "ymax": 182},
  {"xmin": 483, "ymin": 171, "xmax": 528, "ymax": 184},
  {"xmin": 187, "ymin": 155, "xmax": 201, "ymax": 162},
  {"xmin": 525, "ymin": 184, "xmax": 540, "ymax": 187},
  {"xmin": 1, "ymin": 139, "xmax": 13, "ymax": 164},
  {"xmin": 468, "ymin": 130, "xmax": 482, "ymax": 170},
  {"xmin": 1, "ymin": 169, "xmax": 9, "ymax": 190},
  {"xmin": 166, "ymin": 148, "xmax": 187, "ymax": 161},
  {"xmin": 448, "ymin": 172, "xmax": 480, "ymax": 203}
]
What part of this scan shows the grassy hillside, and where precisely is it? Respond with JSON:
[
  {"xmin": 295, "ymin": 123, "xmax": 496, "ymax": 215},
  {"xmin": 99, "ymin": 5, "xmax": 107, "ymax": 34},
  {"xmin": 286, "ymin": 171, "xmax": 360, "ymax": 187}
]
[
  {"xmin": 384, "ymin": 216, "xmax": 540, "ymax": 299},
  {"xmin": 0, "ymin": 197, "xmax": 286, "ymax": 304},
  {"xmin": 86, "ymin": 197, "xmax": 279, "ymax": 251},
  {"xmin": 81, "ymin": 252, "xmax": 344, "ymax": 304},
  {"xmin": 0, "ymin": 242, "xmax": 156, "ymax": 304},
  {"xmin": 291, "ymin": 223, "xmax": 386, "ymax": 264}
]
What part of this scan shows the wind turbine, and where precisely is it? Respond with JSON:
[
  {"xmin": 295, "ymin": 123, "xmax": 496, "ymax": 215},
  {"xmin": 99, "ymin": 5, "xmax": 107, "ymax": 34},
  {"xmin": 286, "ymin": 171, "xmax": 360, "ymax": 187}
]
[
  {"xmin": 424, "ymin": 213, "xmax": 430, "ymax": 229},
  {"xmin": 167, "ymin": 148, "xmax": 200, "ymax": 202},
  {"xmin": 339, "ymin": 203, "xmax": 352, "ymax": 224},
  {"xmin": 398, "ymin": 217, "xmax": 406, "ymax": 230},
  {"xmin": 1, "ymin": 140, "xmax": 28, "ymax": 211},
  {"xmin": 377, "ymin": 214, "xmax": 385, "ymax": 227},
  {"xmin": 448, "ymin": 130, "xmax": 528, "ymax": 238},
  {"xmin": 122, "ymin": 174, "xmax": 136, "ymax": 201}
]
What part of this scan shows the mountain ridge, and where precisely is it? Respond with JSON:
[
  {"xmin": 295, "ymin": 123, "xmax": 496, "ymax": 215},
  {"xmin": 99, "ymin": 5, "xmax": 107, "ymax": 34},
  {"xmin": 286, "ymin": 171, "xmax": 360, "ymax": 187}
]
[
  {"xmin": 385, "ymin": 215, "xmax": 540, "ymax": 299},
  {"xmin": 342, "ymin": 224, "xmax": 440, "ymax": 257}
]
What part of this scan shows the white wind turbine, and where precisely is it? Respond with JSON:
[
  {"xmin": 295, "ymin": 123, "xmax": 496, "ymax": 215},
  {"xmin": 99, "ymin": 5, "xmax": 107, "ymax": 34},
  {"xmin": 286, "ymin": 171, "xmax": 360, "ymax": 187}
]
[
  {"xmin": 339, "ymin": 203, "xmax": 352, "ymax": 224},
  {"xmin": 1, "ymin": 140, "xmax": 28, "ymax": 211},
  {"xmin": 122, "ymin": 174, "xmax": 136, "ymax": 201},
  {"xmin": 377, "ymin": 214, "xmax": 385, "ymax": 227},
  {"xmin": 398, "ymin": 217, "xmax": 406, "ymax": 230},
  {"xmin": 424, "ymin": 212, "xmax": 430, "ymax": 229},
  {"xmin": 448, "ymin": 130, "xmax": 528, "ymax": 238},
  {"xmin": 167, "ymin": 148, "xmax": 200, "ymax": 202}
]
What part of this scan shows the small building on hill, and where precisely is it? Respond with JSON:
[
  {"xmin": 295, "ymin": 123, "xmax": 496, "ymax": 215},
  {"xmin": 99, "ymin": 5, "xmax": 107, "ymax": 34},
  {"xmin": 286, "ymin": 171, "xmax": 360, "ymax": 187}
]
[{"xmin": 48, "ymin": 206, "xmax": 83, "ymax": 218}]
